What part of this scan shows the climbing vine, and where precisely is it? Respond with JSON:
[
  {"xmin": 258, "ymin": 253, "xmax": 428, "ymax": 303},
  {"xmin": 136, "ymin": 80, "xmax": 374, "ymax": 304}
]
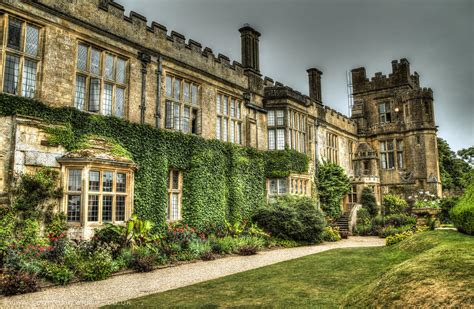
[{"xmin": 0, "ymin": 94, "xmax": 308, "ymax": 232}]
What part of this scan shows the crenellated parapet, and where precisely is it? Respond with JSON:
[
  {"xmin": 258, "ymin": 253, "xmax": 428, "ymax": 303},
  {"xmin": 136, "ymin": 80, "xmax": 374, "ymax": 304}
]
[
  {"xmin": 401, "ymin": 88, "xmax": 433, "ymax": 102},
  {"xmin": 264, "ymin": 85, "xmax": 313, "ymax": 107},
  {"xmin": 23, "ymin": 0, "xmax": 247, "ymax": 85},
  {"xmin": 351, "ymin": 58, "xmax": 420, "ymax": 94}
]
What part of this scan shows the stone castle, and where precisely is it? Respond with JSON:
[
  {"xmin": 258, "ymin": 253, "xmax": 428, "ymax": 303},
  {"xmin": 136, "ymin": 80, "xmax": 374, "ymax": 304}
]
[{"xmin": 0, "ymin": 0, "xmax": 441, "ymax": 236}]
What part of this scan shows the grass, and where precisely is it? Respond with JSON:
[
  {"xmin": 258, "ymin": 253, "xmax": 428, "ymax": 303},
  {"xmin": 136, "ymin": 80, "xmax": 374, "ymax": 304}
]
[{"xmin": 106, "ymin": 231, "xmax": 473, "ymax": 308}]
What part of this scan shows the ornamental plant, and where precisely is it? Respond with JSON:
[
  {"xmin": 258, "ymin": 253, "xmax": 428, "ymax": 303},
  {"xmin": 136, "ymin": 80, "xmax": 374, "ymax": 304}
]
[
  {"xmin": 316, "ymin": 162, "xmax": 351, "ymax": 220},
  {"xmin": 383, "ymin": 194, "xmax": 408, "ymax": 215},
  {"xmin": 409, "ymin": 190, "xmax": 441, "ymax": 209},
  {"xmin": 450, "ymin": 182, "xmax": 474, "ymax": 235}
]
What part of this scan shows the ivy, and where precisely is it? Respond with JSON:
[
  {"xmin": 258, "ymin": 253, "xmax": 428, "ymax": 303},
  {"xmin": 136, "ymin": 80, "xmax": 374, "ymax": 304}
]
[{"xmin": 0, "ymin": 94, "xmax": 309, "ymax": 232}]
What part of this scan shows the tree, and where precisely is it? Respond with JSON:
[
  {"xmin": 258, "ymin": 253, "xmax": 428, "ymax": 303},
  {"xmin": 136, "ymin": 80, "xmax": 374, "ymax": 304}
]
[
  {"xmin": 316, "ymin": 162, "xmax": 351, "ymax": 220},
  {"xmin": 360, "ymin": 187, "xmax": 378, "ymax": 217},
  {"xmin": 437, "ymin": 138, "xmax": 473, "ymax": 193},
  {"xmin": 457, "ymin": 146, "xmax": 474, "ymax": 167}
]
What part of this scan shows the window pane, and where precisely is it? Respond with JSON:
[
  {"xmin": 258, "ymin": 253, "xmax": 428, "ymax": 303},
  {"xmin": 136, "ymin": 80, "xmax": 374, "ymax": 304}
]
[
  {"xmin": 236, "ymin": 123, "xmax": 241, "ymax": 144},
  {"xmin": 268, "ymin": 129, "xmax": 275, "ymax": 150},
  {"xmin": 397, "ymin": 140, "xmax": 403, "ymax": 151},
  {"xmin": 216, "ymin": 95, "xmax": 221, "ymax": 114},
  {"xmin": 192, "ymin": 85, "xmax": 198, "ymax": 105},
  {"xmin": 183, "ymin": 82, "xmax": 190, "ymax": 102},
  {"xmin": 387, "ymin": 140, "xmax": 394, "ymax": 151},
  {"xmin": 223, "ymin": 96, "xmax": 228, "ymax": 115},
  {"xmin": 116, "ymin": 196, "xmax": 126, "ymax": 221},
  {"xmin": 89, "ymin": 171, "xmax": 100, "ymax": 191},
  {"xmin": 74, "ymin": 75, "xmax": 86, "ymax": 110},
  {"xmin": 173, "ymin": 103, "xmax": 180, "ymax": 131},
  {"xmin": 278, "ymin": 178, "xmax": 287, "ymax": 194},
  {"xmin": 398, "ymin": 152, "xmax": 404, "ymax": 169},
  {"xmin": 182, "ymin": 107, "xmax": 190, "ymax": 133},
  {"xmin": 25, "ymin": 24, "xmax": 39, "ymax": 56},
  {"xmin": 116, "ymin": 58, "xmax": 126, "ymax": 83},
  {"xmin": 388, "ymin": 153, "xmax": 395, "ymax": 168},
  {"xmin": 103, "ymin": 171, "xmax": 113, "ymax": 192},
  {"xmin": 276, "ymin": 110, "xmax": 284, "ymax": 126},
  {"xmin": 379, "ymin": 103, "xmax": 386, "ymax": 113},
  {"xmin": 380, "ymin": 142, "xmax": 386, "ymax": 152},
  {"xmin": 105, "ymin": 54, "xmax": 114, "ymax": 80},
  {"xmin": 222, "ymin": 118, "xmax": 228, "ymax": 142},
  {"xmin": 7, "ymin": 19, "xmax": 22, "ymax": 51},
  {"xmin": 90, "ymin": 48, "xmax": 101, "ymax": 75},
  {"xmin": 116, "ymin": 173, "xmax": 126, "ymax": 192},
  {"xmin": 3, "ymin": 54, "xmax": 20, "ymax": 94},
  {"xmin": 88, "ymin": 195, "xmax": 99, "ymax": 222},
  {"xmin": 270, "ymin": 179, "xmax": 277, "ymax": 194},
  {"xmin": 172, "ymin": 170, "xmax": 179, "ymax": 189},
  {"xmin": 216, "ymin": 117, "xmax": 221, "ymax": 140},
  {"xmin": 165, "ymin": 76, "xmax": 172, "ymax": 97},
  {"xmin": 174, "ymin": 79, "xmax": 181, "ymax": 100},
  {"xmin": 230, "ymin": 99, "xmax": 235, "ymax": 117},
  {"xmin": 115, "ymin": 87, "xmax": 125, "ymax": 118},
  {"xmin": 277, "ymin": 129, "xmax": 285, "ymax": 150},
  {"xmin": 103, "ymin": 83, "xmax": 113, "ymax": 115},
  {"xmin": 230, "ymin": 120, "xmax": 235, "ymax": 143},
  {"xmin": 381, "ymin": 153, "xmax": 387, "ymax": 169},
  {"xmin": 22, "ymin": 60, "xmax": 37, "ymax": 98},
  {"xmin": 237, "ymin": 101, "xmax": 241, "ymax": 119},
  {"xmin": 67, "ymin": 195, "xmax": 81, "ymax": 222},
  {"xmin": 102, "ymin": 196, "xmax": 113, "ymax": 222},
  {"xmin": 165, "ymin": 101, "xmax": 172, "ymax": 129},
  {"xmin": 171, "ymin": 193, "xmax": 179, "ymax": 220},
  {"xmin": 268, "ymin": 111, "xmax": 275, "ymax": 126},
  {"xmin": 89, "ymin": 78, "xmax": 101, "ymax": 112},
  {"xmin": 68, "ymin": 169, "xmax": 82, "ymax": 191},
  {"xmin": 77, "ymin": 44, "xmax": 89, "ymax": 71}
]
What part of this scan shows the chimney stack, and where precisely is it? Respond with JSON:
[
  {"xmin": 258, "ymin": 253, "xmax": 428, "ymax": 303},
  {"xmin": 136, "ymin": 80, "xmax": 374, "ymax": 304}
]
[
  {"xmin": 239, "ymin": 24, "xmax": 261, "ymax": 74},
  {"xmin": 307, "ymin": 68, "xmax": 323, "ymax": 104}
]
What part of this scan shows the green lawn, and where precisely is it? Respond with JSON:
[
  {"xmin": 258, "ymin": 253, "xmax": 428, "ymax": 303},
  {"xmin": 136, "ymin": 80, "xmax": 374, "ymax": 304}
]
[{"xmin": 107, "ymin": 231, "xmax": 473, "ymax": 308}]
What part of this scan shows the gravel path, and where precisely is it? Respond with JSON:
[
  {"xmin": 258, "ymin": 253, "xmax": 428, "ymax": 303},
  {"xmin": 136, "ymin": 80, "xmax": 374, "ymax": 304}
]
[{"xmin": 1, "ymin": 237, "xmax": 384, "ymax": 308}]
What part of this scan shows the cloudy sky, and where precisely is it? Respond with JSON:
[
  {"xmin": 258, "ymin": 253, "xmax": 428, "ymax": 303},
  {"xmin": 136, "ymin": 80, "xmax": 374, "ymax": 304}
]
[{"xmin": 119, "ymin": 0, "xmax": 473, "ymax": 151}]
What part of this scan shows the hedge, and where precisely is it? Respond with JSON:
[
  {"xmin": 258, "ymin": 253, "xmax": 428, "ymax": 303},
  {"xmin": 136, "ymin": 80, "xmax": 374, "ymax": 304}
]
[
  {"xmin": 0, "ymin": 94, "xmax": 309, "ymax": 232},
  {"xmin": 450, "ymin": 182, "xmax": 474, "ymax": 235}
]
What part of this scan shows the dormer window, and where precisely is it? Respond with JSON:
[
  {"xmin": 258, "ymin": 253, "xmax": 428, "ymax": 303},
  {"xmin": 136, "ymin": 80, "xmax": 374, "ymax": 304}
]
[{"xmin": 379, "ymin": 102, "xmax": 391, "ymax": 123}]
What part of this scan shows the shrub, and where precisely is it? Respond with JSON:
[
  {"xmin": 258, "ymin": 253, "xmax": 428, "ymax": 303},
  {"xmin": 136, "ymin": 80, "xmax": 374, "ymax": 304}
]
[
  {"xmin": 253, "ymin": 195, "xmax": 326, "ymax": 243},
  {"xmin": 383, "ymin": 195, "xmax": 408, "ymax": 215},
  {"xmin": 0, "ymin": 271, "xmax": 38, "ymax": 296},
  {"xmin": 450, "ymin": 182, "xmax": 474, "ymax": 235},
  {"xmin": 234, "ymin": 236, "xmax": 265, "ymax": 252},
  {"xmin": 316, "ymin": 162, "xmax": 351, "ymax": 220},
  {"xmin": 201, "ymin": 251, "xmax": 216, "ymax": 261},
  {"xmin": 360, "ymin": 188, "xmax": 378, "ymax": 217},
  {"xmin": 212, "ymin": 236, "xmax": 238, "ymax": 254},
  {"xmin": 384, "ymin": 214, "xmax": 416, "ymax": 227},
  {"xmin": 115, "ymin": 248, "xmax": 134, "ymax": 270},
  {"xmin": 321, "ymin": 226, "xmax": 341, "ymax": 242},
  {"xmin": 166, "ymin": 223, "xmax": 198, "ymax": 249},
  {"xmin": 94, "ymin": 224, "xmax": 126, "ymax": 248},
  {"xmin": 42, "ymin": 262, "xmax": 74, "ymax": 285},
  {"xmin": 379, "ymin": 225, "xmax": 414, "ymax": 238},
  {"xmin": 353, "ymin": 224, "xmax": 374, "ymax": 236},
  {"xmin": 45, "ymin": 233, "xmax": 69, "ymax": 262},
  {"xmin": 265, "ymin": 238, "xmax": 299, "ymax": 248},
  {"xmin": 78, "ymin": 248, "xmax": 115, "ymax": 281},
  {"xmin": 439, "ymin": 196, "xmax": 459, "ymax": 223},
  {"xmin": 130, "ymin": 247, "xmax": 156, "ymax": 272},
  {"xmin": 188, "ymin": 240, "xmax": 212, "ymax": 260},
  {"xmin": 237, "ymin": 245, "xmax": 258, "ymax": 256},
  {"xmin": 44, "ymin": 213, "xmax": 68, "ymax": 239},
  {"xmin": 356, "ymin": 208, "xmax": 372, "ymax": 226},
  {"xmin": 385, "ymin": 230, "xmax": 414, "ymax": 246}
]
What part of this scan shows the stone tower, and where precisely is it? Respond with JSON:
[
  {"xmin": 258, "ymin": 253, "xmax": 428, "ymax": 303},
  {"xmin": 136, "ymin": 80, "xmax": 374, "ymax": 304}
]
[{"xmin": 351, "ymin": 59, "xmax": 442, "ymax": 198}]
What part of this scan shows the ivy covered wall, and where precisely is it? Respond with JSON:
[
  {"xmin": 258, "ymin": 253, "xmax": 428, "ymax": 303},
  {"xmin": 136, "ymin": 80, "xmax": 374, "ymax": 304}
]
[{"xmin": 0, "ymin": 94, "xmax": 309, "ymax": 232}]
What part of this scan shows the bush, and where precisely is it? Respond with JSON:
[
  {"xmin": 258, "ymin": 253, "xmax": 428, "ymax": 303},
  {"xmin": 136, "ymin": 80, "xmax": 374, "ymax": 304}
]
[
  {"xmin": 78, "ymin": 247, "xmax": 115, "ymax": 281},
  {"xmin": 450, "ymin": 182, "xmax": 474, "ymax": 235},
  {"xmin": 380, "ymin": 225, "xmax": 414, "ymax": 238},
  {"xmin": 0, "ymin": 271, "xmax": 39, "ymax": 296},
  {"xmin": 42, "ymin": 262, "xmax": 74, "ymax": 285},
  {"xmin": 356, "ymin": 208, "xmax": 372, "ymax": 226},
  {"xmin": 353, "ymin": 224, "xmax": 374, "ymax": 236},
  {"xmin": 188, "ymin": 240, "xmax": 212, "ymax": 260},
  {"xmin": 212, "ymin": 236, "xmax": 238, "ymax": 254},
  {"xmin": 265, "ymin": 238, "xmax": 299, "ymax": 248},
  {"xmin": 383, "ymin": 195, "xmax": 408, "ymax": 215},
  {"xmin": 166, "ymin": 223, "xmax": 199, "ymax": 250},
  {"xmin": 386, "ymin": 230, "xmax": 414, "ymax": 246},
  {"xmin": 94, "ymin": 224, "xmax": 126, "ymax": 247},
  {"xmin": 321, "ymin": 226, "xmax": 341, "ymax": 242},
  {"xmin": 439, "ymin": 196, "xmax": 459, "ymax": 223},
  {"xmin": 237, "ymin": 245, "xmax": 258, "ymax": 256},
  {"xmin": 115, "ymin": 248, "xmax": 134, "ymax": 270},
  {"xmin": 130, "ymin": 247, "xmax": 156, "ymax": 272},
  {"xmin": 317, "ymin": 162, "xmax": 351, "ymax": 220},
  {"xmin": 253, "ymin": 196, "xmax": 326, "ymax": 243},
  {"xmin": 201, "ymin": 251, "xmax": 216, "ymax": 261},
  {"xmin": 234, "ymin": 236, "xmax": 265, "ymax": 253},
  {"xmin": 384, "ymin": 214, "xmax": 416, "ymax": 227},
  {"xmin": 360, "ymin": 188, "xmax": 378, "ymax": 217}
]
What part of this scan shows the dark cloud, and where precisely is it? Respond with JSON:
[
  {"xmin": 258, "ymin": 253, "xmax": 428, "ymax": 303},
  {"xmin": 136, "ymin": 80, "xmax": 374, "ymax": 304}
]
[{"xmin": 119, "ymin": 0, "xmax": 473, "ymax": 151}]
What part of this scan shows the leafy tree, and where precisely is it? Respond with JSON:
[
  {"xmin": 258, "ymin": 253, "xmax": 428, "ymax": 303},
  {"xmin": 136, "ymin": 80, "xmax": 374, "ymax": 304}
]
[
  {"xmin": 316, "ymin": 162, "xmax": 351, "ymax": 220},
  {"xmin": 360, "ymin": 187, "xmax": 378, "ymax": 217},
  {"xmin": 437, "ymin": 138, "xmax": 473, "ymax": 193},
  {"xmin": 457, "ymin": 146, "xmax": 474, "ymax": 167}
]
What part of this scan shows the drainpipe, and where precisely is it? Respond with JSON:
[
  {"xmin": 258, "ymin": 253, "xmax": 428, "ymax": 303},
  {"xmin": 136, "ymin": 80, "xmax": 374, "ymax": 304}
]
[
  {"xmin": 139, "ymin": 52, "xmax": 151, "ymax": 125},
  {"xmin": 155, "ymin": 56, "xmax": 163, "ymax": 128}
]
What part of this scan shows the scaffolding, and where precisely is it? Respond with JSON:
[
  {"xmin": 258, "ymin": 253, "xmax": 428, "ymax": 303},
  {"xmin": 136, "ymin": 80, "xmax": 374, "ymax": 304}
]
[{"xmin": 346, "ymin": 71, "xmax": 354, "ymax": 117}]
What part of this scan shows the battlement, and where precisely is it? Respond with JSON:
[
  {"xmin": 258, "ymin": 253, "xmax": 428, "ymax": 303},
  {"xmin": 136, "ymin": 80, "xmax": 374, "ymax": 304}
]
[
  {"xmin": 351, "ymin": 58, "xmax": 420, "ymax": 94},
  {"xmin": 24, "ymin": 0, "xmax": 247, "ymax": 84},
  {"xmin": 401, "ymin": 87, "xmax": 433, "ymax": 102},
  {"xmin": 264, "ymin": 85, "xmax": 313, "ymax": 107}
]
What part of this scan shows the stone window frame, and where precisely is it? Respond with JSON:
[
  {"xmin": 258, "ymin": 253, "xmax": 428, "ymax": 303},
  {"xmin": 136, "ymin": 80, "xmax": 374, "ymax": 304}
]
[
  {"xmin": 164, "ymin": 73, "xmax": 201, "ymax": 134},
  {"xmin": 267, "ymin": 178, "xmax": 288, "ymax": 197},
  {"xmin": 215, "ymin": 92, "xmax": 243, "ymax": 144},
  {"xmin": 0, "ymin": 13, "xmax": 43, "ymax": 98},
  {"xmin": 379, "ymin": 139, "xmax": 404, "ymax": 170},
  {"xmin": 267, "ymin": 109, "xmax": 286, "ymax": 150},
  {"xmin": 167, "ymin": 169, "xmax": 183, "ymax": 222},
  {"xmin": 287, "ymin": 109, "xmax": 307, "ymax": 153},
  {"xmin": 61, "ymin": 162, "xmax": 134, "ymax": 227},
  {"xmin": 378, "ymin": 101, "xmax": 392, "ymax": 124},
  {"xmin": 73, "ymin": 41, "xmax": 128, "ymax": 118},
  {"xmin": 325, "ymin": 131, "xmax": 339, "ymax": 164}
]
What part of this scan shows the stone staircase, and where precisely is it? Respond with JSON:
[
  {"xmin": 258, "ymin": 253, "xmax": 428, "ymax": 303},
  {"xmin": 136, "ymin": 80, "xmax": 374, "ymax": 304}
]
[{"xmin": 334, "ymin": 213, "xmax": 350, "ymax": 235}]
